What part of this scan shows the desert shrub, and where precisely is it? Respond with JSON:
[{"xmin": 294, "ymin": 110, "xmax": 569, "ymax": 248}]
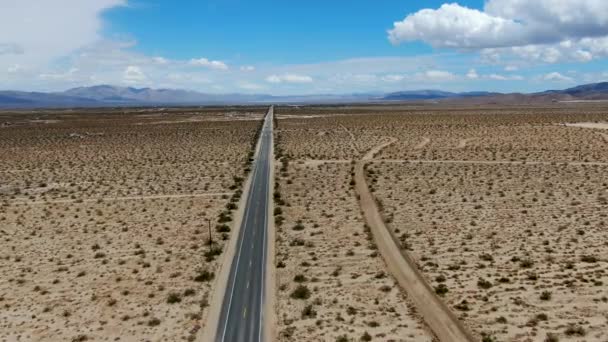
[
  {"xmin": 435, "ymin": 284, "xmax": 449, "ymax": 296},
  {"xmin": 204, "ymin": 245, "xmax": 223, "ymax": 262},
  {"xmin": 581, "ymin": 255, "xmax": 597, "ymax": 263},
  {"xmin": 147, "ymin": 317, "xmax": 161, "ymax": 326},
  {"xmin": 477, "ymin": 278, "xmax": 493, "ymax": 289},
  {"xmin": 454, "ymin": 300, "xmax": 470, "ymax": 311},
  {"xmin": 194, "ymin": 268, "xmax": 214, "ymax": 282},
  {"xmin": 479, "ymin": 253, "xmax": 494, "ymax": 262},
  {"xmin": 301, "ymin": 304, "xmax": 316, "ymax": 318},
  {"xmin": 540, "ymin": 291, "xmax": 552, "ymax": 301},
  {"xmin": 520, "ymin": 259, "xmax": 534, "ymax": 268},
  {"xmin": 293, "ymin": 274, "xmax": 307, "ymax": 283},
  {"xmin": 216, "ymin": 224, "xmax": 231, "ymax": 233},
  {"xmin": 167, "ymin": 292, "xmax": 182, "ymax": 304},
  {"xmin": 360, "ymin": 332, "xmax": 372, "ymax": 341},
  {"xmin": 481, "ymin": 335, "xmax": 496, "ymax": 342},
  {"xmin": 564, "ymin": 324, "xmax": 585, "ymax": 336},
  {"xmin": 290, "ymin": 285, "xmax": 311, "ymax": 300}
]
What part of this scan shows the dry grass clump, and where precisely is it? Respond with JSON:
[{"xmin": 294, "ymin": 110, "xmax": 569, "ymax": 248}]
[{"xmin": 0, "ymin": 107, "xmax": 264, "ymax": 340}]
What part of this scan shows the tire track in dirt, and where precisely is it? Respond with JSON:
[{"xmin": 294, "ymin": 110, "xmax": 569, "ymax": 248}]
[
  {"xmin": 456, "ymin": 138, "xmax": 477, "ymax": 149},
  {"xmin": 414, "ymin": 137, "xmax": 431, "ymax": 150},
  {"xmin": 339, "ymin": 123, "xmax": 361, "ymax": 155},
  {"xmin": 354, "ymin": 138, "xmax": 475, "ymax": 342}
]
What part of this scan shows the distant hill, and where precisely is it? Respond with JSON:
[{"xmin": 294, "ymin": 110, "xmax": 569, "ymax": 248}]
[
  {"xmin": 446, "ymin": 82, "xmax": 608, "ymax": 105},
  {"xmin": 1, "ymin": 82, "xmax": 608, "ymax": 108},
  {"xmin": 381, "ymin": 90, "xmax": 499, "ymax": 101}
]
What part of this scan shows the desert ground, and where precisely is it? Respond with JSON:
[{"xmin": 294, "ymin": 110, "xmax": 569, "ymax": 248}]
[
  {"xmin": 2, "ymin": 104, "xmax": 608, "ymax": 342},
  {"xmin": 0, "ymin": 107, "xmax": 264, "ymax": 341},
  {"xmin": 274, "ymin": 104, "xmax": 608, "ymax": 341},
  {"xmin": 273, "ymin": 109, "xmax": 435, "ymax": 341}
]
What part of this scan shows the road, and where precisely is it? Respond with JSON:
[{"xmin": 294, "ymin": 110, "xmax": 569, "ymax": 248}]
[{"xmin": 215, "ymin": 106, "xmax": 273, "ymax": 342}]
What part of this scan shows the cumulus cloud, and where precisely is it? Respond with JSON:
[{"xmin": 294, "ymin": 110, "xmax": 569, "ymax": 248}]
[
  {"xmin": 389, "ymin": 0, "xmax": 608, "ymax": 63},
  {"xmin": 238, "ymin": 81, "xmax": 265, "ymax": 91},
  {"xmin": 382, "ymin": 74, "xmax": 406, "ymax": 82},
  {"xmin": 240, "ymin": 65, "xmax": 255, "ymax": 72},
  {"xmin": 0, "ymin": 0, "xmax": 125, "ymax": 69},
  {"xmin": 466, "ymin": 69, "xmax": 479, "ymax": 79},
  {"xmin": 123, "ymin": 65, "xmax": 147, "ymax": 84},
  {"xmin": 265, "ymin": 73, "xmax": 313, "ymax": 84},
  {"xmin": 40, "ymin": 68, "xmax": 80, "ymax": 81},
  {"xmin": 543, "ymin": 72, "xmax": 574, "ymax": 82},
  {"xmin": 419, "ymin": 70, "xmax": 455, "ymax": 81},
  {"xmin": 189, "ymin": 58, "xmax": 228, "ymax": 70},
  {"xmin": 152, "ymin": 57, "xmax": 168, "ymax": 64},
  {"xmin": 0, "ymin": 43, "xmax": 24, "ymax": 55},
  {"xmin": 487, "ymin": 73, "xmax": 524, "ymax": 81}
]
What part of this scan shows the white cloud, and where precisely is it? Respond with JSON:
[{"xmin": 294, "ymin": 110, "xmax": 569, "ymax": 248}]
[
  {"xmin": 7, "ymin": 64, "xmax": 25, "ymax": 73},
  {"xmin": 382, "ymin": 74, "xmax": 406, "ymax": 82},
  {"xmin": 0, "ymin": 43, "xmax": 24, "ymax": 55},
  {"xmin": 189, "ymin": 58, "xmax": 228, "ymax": 70},
  {"xmin": 466, "ymin": 69, "xmax": 479, "ymax": 79},
  {"xmin": 389, "ymin": 4, "xmax": 524, "ymax": 49},
  {"xmin": 0, "ymin": 0, "xmax": 125, "ymax": 69},
  {"xmin": 420, "ymin": 70, "xmax": 455, "ymax": 81},
  {"xmin": 152, "ymin": 57, "xmax": 168, "ymax": 64},
  {"xmin": 123, "ymin": 65, "xmax": 147, "ymax": 84},
  {"xmin": 238, "ymin": 81, "xmax": 265, "ymax": 91},
  {"xmin": 389, "ymin": 0, "xmax": 608, "ymax": 63},
  {"xmin": 40, "ymin": 68, "xmax": 80, "ymax": 81},
  {"xmin": 543, "ymin": 72, "xmax": 574, "ymax": 82},
  {"xmin": 265, "ymin": 73, "xmax": 313, "ymax": 84},
  {"xmin": 240, "ymin": 65, "xmax": 255, "ymax": 72},
  {"xmin": 487, "ymin": 73, "xmax": 523, "ymax": 81},
  {"xmin": 504, "ymin": 65, "xmax": 518, "ymax": 71}
]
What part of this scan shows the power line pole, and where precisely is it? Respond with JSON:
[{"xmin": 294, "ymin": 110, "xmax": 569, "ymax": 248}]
[{"xmin": 208, "ymin": 218, "xmax": 213, "ymax": 246}]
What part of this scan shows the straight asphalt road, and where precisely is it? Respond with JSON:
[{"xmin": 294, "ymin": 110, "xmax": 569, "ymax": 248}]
[{"xmin": 215, "ymin": 106, "xmax": 273, "ymax": 342}]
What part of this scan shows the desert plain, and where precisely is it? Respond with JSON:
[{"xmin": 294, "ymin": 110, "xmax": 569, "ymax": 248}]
[
  {"xmin": 0, "ymin": 107, "xmax": 264, "ymax": 341},
  {"xmin": 273, "ymin": 104, "xmax": 608, "ymax": 342},
  {"xmin": 1, "ymin": 103, "xmax": 608, "ymax": 342}
]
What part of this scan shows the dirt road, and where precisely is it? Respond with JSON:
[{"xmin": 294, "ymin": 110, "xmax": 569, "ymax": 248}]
[{"xmin": 354, "ymin": 138, "xmax": 475, "ymax": 342}]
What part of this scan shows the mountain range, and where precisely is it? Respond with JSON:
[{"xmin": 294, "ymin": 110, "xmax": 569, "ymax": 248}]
[{"xmin": 1, "ymin": 82, "xmax": 608, "ymax": 108}]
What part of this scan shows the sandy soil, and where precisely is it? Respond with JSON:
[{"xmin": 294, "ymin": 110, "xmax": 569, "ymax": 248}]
[
  {"xmin": 273, "ymin": 117, "xmax": 434, "ymax": 341},
  {"xmin": 275, "ymin": 104, "xmax": 608, "ymax": 341},
  {"xmin": 0, "ymin": 109, "xmax": 264, "ymax": 341},
  {"xmin": 369, "ymin": 161, "xmax": 608, "ymax": 341},
  {"xmin": 564, "ymin": 122, "xmax": 608, "ymax": 130},
  {"xmin": 355, "ymin": 139, "xmax": 474, "ymax": 342}
]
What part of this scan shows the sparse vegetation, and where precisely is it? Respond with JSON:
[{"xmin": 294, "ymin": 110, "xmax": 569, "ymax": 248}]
[{"xmin": 0, "ymin": 107, "xmax": 265, "ymax": 341}]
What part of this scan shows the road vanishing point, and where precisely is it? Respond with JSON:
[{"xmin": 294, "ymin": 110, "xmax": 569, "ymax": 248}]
[{"xmin": 216, "ymin": 106, "xmax": 273, "ymax": 342}]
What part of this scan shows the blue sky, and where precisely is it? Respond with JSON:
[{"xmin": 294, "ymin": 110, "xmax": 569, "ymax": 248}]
[{"xmin": 1, "ymin": 0, "xmax": 608, "ymax": 94}]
